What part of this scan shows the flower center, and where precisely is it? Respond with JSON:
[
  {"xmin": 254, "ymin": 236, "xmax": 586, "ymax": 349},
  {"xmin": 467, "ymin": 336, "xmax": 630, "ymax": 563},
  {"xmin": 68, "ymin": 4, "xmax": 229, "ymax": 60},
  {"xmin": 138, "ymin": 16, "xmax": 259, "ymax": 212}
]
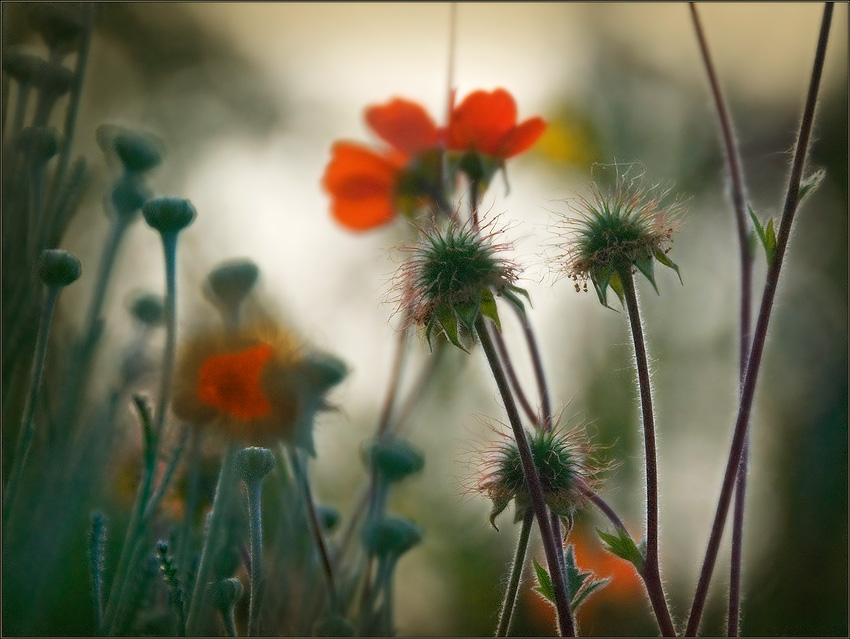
[{"xmin": 197, "ymin": 344, "xmax": 274, "ymax": 419}]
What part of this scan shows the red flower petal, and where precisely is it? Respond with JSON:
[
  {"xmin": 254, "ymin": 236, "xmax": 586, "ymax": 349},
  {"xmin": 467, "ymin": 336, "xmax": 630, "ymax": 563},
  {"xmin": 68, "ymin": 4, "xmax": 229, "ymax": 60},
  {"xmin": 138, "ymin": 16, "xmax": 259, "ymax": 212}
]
[
  {"xmin": 496, "ymin": 116, "xmax": 547, "ymax": 158},
  {"xmin": 448, "ymin": 88, "xmax": 518, "ymax": 156},
  {"xmin": 198, "ymin": 344, "xmax": 274, "ymax": 420},
  {"xmin": 322, "ymin": 142, "xmax": 401, "ymax": 231},
  {"xmin": 365, "ymin": 98, "xmax": 441, "ymax": 156}
]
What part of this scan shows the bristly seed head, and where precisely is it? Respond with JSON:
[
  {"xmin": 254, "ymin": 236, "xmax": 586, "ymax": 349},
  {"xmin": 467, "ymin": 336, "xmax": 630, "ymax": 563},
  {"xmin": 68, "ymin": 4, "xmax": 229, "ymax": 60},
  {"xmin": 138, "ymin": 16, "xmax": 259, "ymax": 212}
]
[
  {"xmin": 395, "ymin": 215, "xmax": 528, "ymax": 351},
  {"xmin": 554, "ymin": 166, "xmax": 684, "ymax": 308}
]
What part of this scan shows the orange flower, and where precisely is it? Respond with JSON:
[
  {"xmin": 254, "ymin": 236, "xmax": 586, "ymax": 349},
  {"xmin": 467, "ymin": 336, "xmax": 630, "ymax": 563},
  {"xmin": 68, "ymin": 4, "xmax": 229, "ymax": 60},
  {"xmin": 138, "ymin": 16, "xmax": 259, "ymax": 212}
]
[
  {"xmin": 322, "ymin": 98, "xmax": 442, "ymax": 232},
  {"xmin": 447, "ymin": 88, "xmax": 546, "ymax": 159},
  {"xmin": 172, "ymin": 323, "xmax": 346, "ymax": 451}
]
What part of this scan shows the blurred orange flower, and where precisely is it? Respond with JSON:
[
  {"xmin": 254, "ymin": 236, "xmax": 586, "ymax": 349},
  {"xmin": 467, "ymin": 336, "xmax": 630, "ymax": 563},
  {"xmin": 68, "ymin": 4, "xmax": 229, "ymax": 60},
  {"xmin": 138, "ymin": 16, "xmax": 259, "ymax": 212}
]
[
  {"xmin": 322, "ymin": 98, "xmax": 442, "ymax": 232},
  {"xmin": 447, "ymin": 88, "xmax": 546, "ymax": 160}
]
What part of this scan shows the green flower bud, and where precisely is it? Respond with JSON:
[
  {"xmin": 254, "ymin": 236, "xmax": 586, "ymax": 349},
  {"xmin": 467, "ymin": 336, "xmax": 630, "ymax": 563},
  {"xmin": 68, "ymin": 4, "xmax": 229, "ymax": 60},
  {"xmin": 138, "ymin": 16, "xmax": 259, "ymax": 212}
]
[
  {"xmin": 361, "ymin": 516, "xmax": 422, "ymax": 558},
  {"xmin": 18, "ymin": 126, "xmax": 60, "ymax": 163},
  {"xmin": 235, "ymin": 447, "xmax": 276, "ymax": 485},
  {"xmin": 3, "ymin": 49, "xmax": 45, "ymax": 86},
  {"xmin": 29, "ymin": 3, "xmax": 84, "ymax": 54},
  {"xmin": 114, "ymin": 130, "xmax": 164, "ymax": 174},
  {"xmin": 111, "ymin": 174, "xmax": 151, "ymax": 218},
  {"xmin": 363, "ymin": 437, "xmax": 424, "ymax": 483},
  {"xmin": 37, "ymin": 248, "xmax": 81, "ymax": 287},
  {"xmin": 142, "ymin": 197, "xmax": 196, "ymax": 235},
  {"xmin": 298, "ymin": 351, "xmax": 348, "ymax": 392},
  {"xmin": 35, "ymin": 60, "xmax": 73, "ymax": 98},
  {"xmin": 316, "ymin": 505, "xmax": 340, "ymax": 532},
  {"xmin": 205, "ymin": 258, "xmax": 260, "ymax": 311},
  {"xmin": 207, "ymin": 577, "xmax": 244, "ymax": 613},
  {"xmin": 127, "ymin": 291, "xmax": 164, "ymax": 326}
]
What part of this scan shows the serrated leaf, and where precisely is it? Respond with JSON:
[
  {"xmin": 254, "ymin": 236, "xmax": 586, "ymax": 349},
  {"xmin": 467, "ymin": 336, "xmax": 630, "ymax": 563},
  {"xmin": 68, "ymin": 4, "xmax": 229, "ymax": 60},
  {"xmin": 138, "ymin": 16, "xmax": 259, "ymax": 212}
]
[
  {"xmin": 635, "ymin": 254, "xmax": 659, "ymax": 294},
  {"xmin": 798, "ymin": 168, "xmax": 825, "ymax": 202},
  {"xmin": 564, "ymin": 544, "xmax": 591, "ymax": 601},
  {"xmin": 479, "ymin": 288, "xmax": 501, "ymax": 332},
  {"xmin": 532, "ymin": 558, "xmax": 555, "ymax": 604},
  {"xmin": 652, "ymin": 247, "xmax": 683, "ymax": 285},
  {"xmin": 596, "ymin": 527, "xmax": 645, "ymax": 572},
  {"xmin": 748, "ymin": 204, "xmax": 777, "ymax": 265},
  {"xmin": 434, "ymin": 304, "xmax": 467, "ymax": 353}
]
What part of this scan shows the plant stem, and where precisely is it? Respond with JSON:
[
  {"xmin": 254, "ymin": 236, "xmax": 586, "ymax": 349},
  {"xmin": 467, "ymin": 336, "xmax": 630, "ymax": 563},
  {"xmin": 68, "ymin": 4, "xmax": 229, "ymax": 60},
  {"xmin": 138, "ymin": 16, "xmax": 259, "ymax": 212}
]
[
  {"xmin": 496, "ymin": 510, "xmax": 534, "ymax": 637},
  {"xmin": 688, "ymin": 6, "xmax": 754, "ymax": 633},
  {"xmin": 475, "ymin": 316, "xmax": 575, "ymax": 637},
  {"xmin": 2, "ymin": 285, "xmax": 59, "ymax": 525},
  {"xmin": 618, "ymin": 267, "xmax": 676, "ymax": 637},
  {"xmin": 245, "ymin": 480, "xmax": 264, "ymax": 637},
  {"xmin": 185, "ymin": 445, "xmax": 239, "ymax": 636},
  {"xmin": 685, "ymin": 5, "xmax": 833, "ymax": 634},
  {"xmin": 153, "ymin": 232, "xmax": 179, "ymax": 439},
  {"xmin": 579, "ymin": 484, "xmax": 628, "ymax": 535}
]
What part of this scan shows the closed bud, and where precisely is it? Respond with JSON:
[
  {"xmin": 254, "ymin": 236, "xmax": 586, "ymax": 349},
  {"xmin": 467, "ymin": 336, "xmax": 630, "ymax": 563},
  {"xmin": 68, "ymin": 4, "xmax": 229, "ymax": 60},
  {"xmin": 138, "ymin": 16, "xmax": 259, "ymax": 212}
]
[
  {"xmin": 3, "ymin": 49, "xmax": 45, "ymax": 86},
  {"xmin": 143, "ymin": 197, "xmax": 196, "ymax": 235},
  {"xmin": 363, "ymin": 437, "xmax": 424, "ymax": 483},
  {"xmin": 18, "ymin": 126, "xmax": 60, "ymax": 164},
  {"xmin": 37, "ymin": 248, "xmax": 81, "ymax": 287},
  {"xmin": 361, "ymin": 516, "xmax": 422, "ymax": 558},
  {"xmin": 127, "ymin": 291, "xmax": 164, "ymax": 326},
  {"xmin": 29, "ymin": 3, "xmax": 84, "ymax": 54},
  {"xmin": 205, "ymin": 259, "xmax": 260, "ymax": 312},
  {"xmin": 235, "ymin": 447, "xmax": 276, "ymax": 485},
  {"xmin": 207, "ymin": 577, "xmax": 243, "ymax": 613},
  {"xmin": 35, "ymin": 60, "xmax": 73, "ymax": 98},
  {"xmin": 111, "ymin": 174, "xmax": 151, "ymax": 218}
]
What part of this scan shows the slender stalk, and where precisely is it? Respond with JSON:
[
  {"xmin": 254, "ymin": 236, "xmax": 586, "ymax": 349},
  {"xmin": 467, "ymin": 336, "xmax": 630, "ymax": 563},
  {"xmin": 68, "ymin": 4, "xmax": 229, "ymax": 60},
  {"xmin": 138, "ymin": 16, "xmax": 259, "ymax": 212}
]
[
  {"xmin": 580, "ymin": 484, "xmax": 628, "ymax": 535},
  {"xmin": 2, "ymin": 285, "xmax": 59, "ymax": 524},
  {"xmin": 618, "ymin": 267, "xmax": 676, "ymax": 637},
  {"xmin": 286, "ymin": 445, "xmax": 339, "ymax": 612},
  {"xmin": 492, "ymin": 328, "xmax": 539, "ymax": 426},
  {"xmin": 475, "ymin": 317, "xmax": 575, "ymax": 637},
  {"xmin": 153, "ymin": 232, "xmax": 178, "ymax": 439},
  {"xmin": 685, "ymin": 7, "xmax": 833, "ymax": 634},
  {"xmin": 245, "ymin": 481, "xmax": 264, "ymax": 637},
  {"xmin": 496, "ymin": 510, "xmax": 534, "ymax": 637},
  {"xmin": 688, "ymin": 6, "xmax": 754, "ymax": 633}
]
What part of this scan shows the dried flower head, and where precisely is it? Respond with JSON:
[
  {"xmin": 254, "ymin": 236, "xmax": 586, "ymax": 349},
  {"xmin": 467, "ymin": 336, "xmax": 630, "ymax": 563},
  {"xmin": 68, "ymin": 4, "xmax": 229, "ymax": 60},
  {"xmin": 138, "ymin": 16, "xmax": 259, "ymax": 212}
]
[
  {"xmin": 555, "ymin": 167, "xmax": 683, "ymax": 308},
  {"xmin": 395, "ymin": 216, "xmax": 527, "ymax": 351},
  {"xmin": 477, "ymin": 425, "xmax": 601, "ymax": 531},
  {"xmin": 172, "ymin": 322, "xmax": 346, "ymax": 454}
]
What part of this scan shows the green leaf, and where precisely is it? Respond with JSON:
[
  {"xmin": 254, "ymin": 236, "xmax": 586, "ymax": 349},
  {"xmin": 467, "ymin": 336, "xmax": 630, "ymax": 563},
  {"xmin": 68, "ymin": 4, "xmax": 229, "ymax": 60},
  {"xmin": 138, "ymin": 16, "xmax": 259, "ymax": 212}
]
[
  {"xmin": 454, "ymin": 301, "xmax": 479, "ymax": 331},
  {"xmin": 798, "ymin": 168, "xmax": 825, "ymax": 202},
  {"xmin": 608, "ymin": 271, "xmax": 625, "ymax": 307},
  {"xmin": 479, "ymin": 288, "xmax": 501, "ymax": 332},
  {"xmin": 596, "ymin": 527, "xmax": 645, "ymax": 572},
  {"xmin": 635, "ymin": 254, "xmax": 658, "ymax": 294},
  {"xmin": 532, "ymin": 558, "xmax": 555, "ymax": 604},
  {"xmin": 434, "ymin": 304, "xmax": 467, "ymax": 353},
  {"xmin": 748, "ymin": 204, "xmax": 777, "ymax": 264},
  {"xmin": 563, "ymin": 544, "xmax": 609, "ymax": 612},
  {"xmin": 652, "ymin": 247, "xmax": 682, "ymax": 285},
  {"xmin": 590, "ymin": 265, "xmax": 613, "ymax": 308},
  {"xmin": 501, "ymin": 286, "xmax": 530, "ymax": 317}
]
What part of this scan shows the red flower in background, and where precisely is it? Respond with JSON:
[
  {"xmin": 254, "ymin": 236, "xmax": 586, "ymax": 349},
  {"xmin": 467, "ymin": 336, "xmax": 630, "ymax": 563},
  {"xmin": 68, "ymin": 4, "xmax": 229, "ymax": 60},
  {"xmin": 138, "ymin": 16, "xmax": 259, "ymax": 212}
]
[
  {"xmin": 322, "ymin": 99, "xmax": 441, "ymax": 232},
  {"xmin": 447, "ymin": 88, "xmax": 546, "ymax": 160}
]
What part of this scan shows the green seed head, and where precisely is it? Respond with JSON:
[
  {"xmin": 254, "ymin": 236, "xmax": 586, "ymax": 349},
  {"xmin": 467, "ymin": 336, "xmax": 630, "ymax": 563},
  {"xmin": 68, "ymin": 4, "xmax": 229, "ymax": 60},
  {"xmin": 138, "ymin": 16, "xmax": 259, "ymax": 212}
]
[
  {"xmin": 18, "ymin": 126, "xmax": 60, "ymax": 164},
  {"xmin": 362, "ymin": 436, "xmax": 425, "ymax": 483},
  {"xmin": 205, "ymin": 258, "xmax": 260, "ymax": 314},
  {"xmin": 207, "ymin": 577, "xmax": 244, "ymax": 613},
  {"xmin": 127, "ymin": 291, "xmax": 164, "ymax": 326},
  {"xmin": 557, "ymin": 167, "xmax": 683, "ymax": 307},
  {"xmin": 142, "ymin": 197, "xmax": 196, "ymax": 235},
  {"xmin": 37, "ymin": 248, "xmax": 81, "ymax": 287},
  {"xmin": 235, "ymin": 446, "xmax": 276, "ymax": 485},
  {"xmin": 3, "ymin": 49, "xmax": 45, "ymax": 86},
  {"xmin": 111, "ymin": 174, "xmax": 151, "ymax": 219},
  {"xmin": 361, "ymin": 516, "xmax": 422, "ymax": 558}
]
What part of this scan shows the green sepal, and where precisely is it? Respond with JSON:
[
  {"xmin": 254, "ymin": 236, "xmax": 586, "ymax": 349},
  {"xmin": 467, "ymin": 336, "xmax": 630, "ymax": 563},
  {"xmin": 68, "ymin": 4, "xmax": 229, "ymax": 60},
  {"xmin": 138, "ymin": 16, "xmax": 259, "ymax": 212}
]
[
  {"xmin": 590, "ymin": 265, "xmax": 613, "ymax": 308},
  {"xmin": 748, "ymin": 204, "xmax": 776, "ymax": 264},
  {"xmin": 435, "ymin": 304, "xmax": 467, "ymax": 353},
  {"xmin": 635, "ymin": 253, "xmax": 659, "ymax": 294},
  {"xmin": 608, "ymin": 271, "xmax": 625, "ymax": 307},
  {"xmin": 532, "ymin": 558, "xmax": 556, "ymax": 604},
  {"xmin": 652, "ymin": 246, "xmax": 683, "ymax": 285},
  {"xmin": 454, "ymin": 301, "xmax": 479, "ymax": 332},
  {"xmin": 479, "ymin": 288, "xmax": 501, "ymax": 332},
  {"xmin": 501, "ymin": 287, "xmax": 528, "ymax": 317},
  {"xmin": 564, "ymin": 544, "xmax": 610, "ymax": 612},
  {"xmin": 487, "ymin": 494, "xmax": 511, "ymax": 531},
  {"xmin": 596, "ymin": 527, "xmax": 645, "ymax": 572}
]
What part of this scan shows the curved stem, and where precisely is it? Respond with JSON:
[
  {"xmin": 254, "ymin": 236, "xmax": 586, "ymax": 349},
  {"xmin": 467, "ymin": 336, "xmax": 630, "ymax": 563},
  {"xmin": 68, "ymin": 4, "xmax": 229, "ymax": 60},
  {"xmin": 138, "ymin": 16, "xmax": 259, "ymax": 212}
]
[
  {"xmin": 492, "ymin": 328, "xmax": 539, "ymax": 426},
  {"xmin": 688, "ymin": 6, "xmax": 754, "ymax": 633},
  {"xmin": 153, "ymin": 232, "xmax": 178, "ymax": 439},
  {"xmin": 475, "ymin": 317, "xmax": 575, "ymax": 637},
  {"xmin": 580, "ymin": 484, "xmax": 629, "ymax": 535},
  {"xmin": 2, "ymin": 285, "xmax": 59, "ymax": 524},
  {"xmin": 496, "ymin": 510, "xmax": 534, "ymax": 637},
  {"xmin": 618, "ymin": 268, "xmax": 676, "ymax": 636},
  {"xmin": 685, "ymin": 6, "xmax": 833, "ymax": 634}
]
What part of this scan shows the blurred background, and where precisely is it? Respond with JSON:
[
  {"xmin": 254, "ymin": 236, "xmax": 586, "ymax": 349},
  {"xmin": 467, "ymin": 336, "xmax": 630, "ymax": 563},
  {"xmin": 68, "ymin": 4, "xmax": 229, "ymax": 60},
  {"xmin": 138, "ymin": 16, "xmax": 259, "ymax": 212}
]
[{"xmin": 3, "ymin": 3, "xmax": 847, "ymax": 635}]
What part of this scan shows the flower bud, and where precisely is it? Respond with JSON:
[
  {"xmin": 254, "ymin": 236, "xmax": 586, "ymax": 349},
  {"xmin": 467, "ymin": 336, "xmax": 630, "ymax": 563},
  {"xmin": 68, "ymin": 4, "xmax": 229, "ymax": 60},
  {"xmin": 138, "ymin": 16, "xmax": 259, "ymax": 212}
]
[
  {"xmin": 29, "ymin": 3, "xmax": 84, "ymax": 54},
  {"xmin": 298, "ymin": 351, "xmax": 348, "ymax": 392},
  {"xmin": 361, "ymin": 516, "xmax": 422, "ymax": 558},
  {"xmin": 127, "ymin": 291, "xmax": 164, "ymax": 326},
  {"xmin": 18, "ymin": 126, "xmax": 60, "ymax": 164},
  {"xmin": 363, "ymin": 437, "xmax": 424, "ymax": 483},
  {"xmin": 37, "ymin": 248, "xmax": 81, "ymax": 287},
  {"xmin": 96, "ymin": 124, "xmax": 164, "ymax": 174},
  {"xmin": 111, "ymin": 174, "xmax": 150, "ymax": 218},
  {"xmin": 142, "ymin": 197, "xmax": 196, "ymax": 235},
  {"xmin": 316, "ymin": 505, "xmax": 340, "ymax": 532},
  {"xmin": 3, "ymin": 49, "xmax": 45, "ymax": 86},
  {"xmin": 205, "ymin": 259, "xmax": 260, "ymax": 312},
  {"xmin": 207, "ymin": 577, "xmax": 243, "ymax": 613},
  {"xmin": 235, "ymin": 447, "xmax": 276, "ymax": 485},
  {"xmin": 35, "ymin": 60, "xmax": 73, "ymax": 99}
]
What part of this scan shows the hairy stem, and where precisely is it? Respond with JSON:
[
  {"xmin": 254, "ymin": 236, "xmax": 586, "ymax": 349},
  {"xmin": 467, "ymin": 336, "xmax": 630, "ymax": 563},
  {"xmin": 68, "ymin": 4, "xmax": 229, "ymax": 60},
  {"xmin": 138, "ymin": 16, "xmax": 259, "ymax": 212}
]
[
  {"xmin": 685, "ymin": 5, "xmax": 833, "ymax": 634},
  {"xmin": 475, "ymin": 317, "xmax": 575, "ymax": 637},
  {"xmin": 618, "ymin": 267, "xmax": 676, "ymax": 637},
  {"xmin": 496, "ymin": 510, "xmax": 534, "ymax": 636},
  {"xmin": 245, "ymin": 481, "xmax": 263, "ymax": 637}
]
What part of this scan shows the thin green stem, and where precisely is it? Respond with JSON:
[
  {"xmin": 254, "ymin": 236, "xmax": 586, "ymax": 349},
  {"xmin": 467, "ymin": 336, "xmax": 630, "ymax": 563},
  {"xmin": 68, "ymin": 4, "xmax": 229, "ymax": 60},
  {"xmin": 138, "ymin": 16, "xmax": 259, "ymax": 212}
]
[
  {"xmin": 185, "ymin": 445, "xmax": 239, "ymax": 636},
  {"xmin": 685, "ymin": 5, "xmax": 833, "ymax": 634},
  {"xmin": 475, "ymin": 316, "xmax": 575, "ymax": 637},
  {"xmin": 2, "ymin": 285, "xmax": 59, "ymax": 525},
  {"xmin": 245, "ymin": 481, "xmax": 264, "ymax": 637},
  {"xmin": 618, "ymin": 267, "xmax": 676, "ymax": 637},
  {"xmin": 496, "ymin": 510, "xmax": 534, "ymax": 637},
  {"xmin": 153, "ymin": 232, "xmax": 178, "ymax": 439}
]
